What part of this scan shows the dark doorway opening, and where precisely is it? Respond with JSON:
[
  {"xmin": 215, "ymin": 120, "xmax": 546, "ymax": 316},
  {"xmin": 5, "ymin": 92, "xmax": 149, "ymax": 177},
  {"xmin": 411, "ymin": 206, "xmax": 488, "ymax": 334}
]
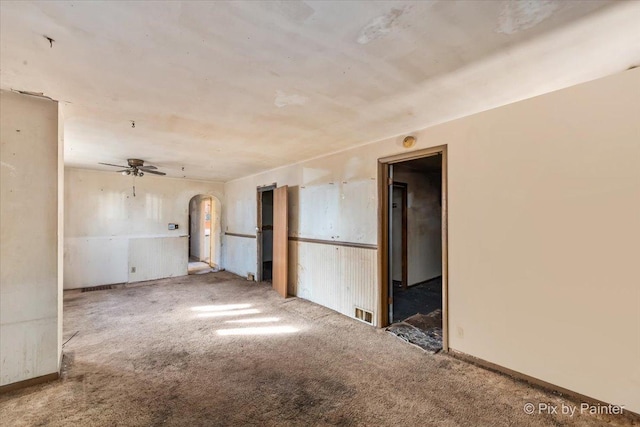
[
  {"xmin": 257, "ymin": 185, "xmax": 275, "ymax": 282},
  {"xmin": 388, "ymin": 153, "xmax": 444, "ymax": 351}
]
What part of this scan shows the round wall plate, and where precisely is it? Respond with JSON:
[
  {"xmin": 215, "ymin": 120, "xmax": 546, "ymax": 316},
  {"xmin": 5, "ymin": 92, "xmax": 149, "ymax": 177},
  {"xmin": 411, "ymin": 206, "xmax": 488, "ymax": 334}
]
[{"xmin": 403, "ymin": 136, "xmax": 416, "ymax": 148}]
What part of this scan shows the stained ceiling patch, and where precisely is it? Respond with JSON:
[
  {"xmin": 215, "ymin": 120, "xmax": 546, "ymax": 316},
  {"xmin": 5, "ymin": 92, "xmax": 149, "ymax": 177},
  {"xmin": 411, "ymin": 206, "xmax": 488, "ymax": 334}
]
[
  {"xmin": 357, "ymin": 7, "xmax": 407, "ymax": 45},
  {"xmin": 497, "ymin": 0, "xmax": 560, "ymax": 34}
]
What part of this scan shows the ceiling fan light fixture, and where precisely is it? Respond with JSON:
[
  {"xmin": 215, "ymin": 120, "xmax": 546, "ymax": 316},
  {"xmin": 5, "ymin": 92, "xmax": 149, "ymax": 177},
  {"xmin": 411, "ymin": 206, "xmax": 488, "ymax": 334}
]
[{"xmin": 99, "ymin": 159, "xmax": 166, "ymax": 177}]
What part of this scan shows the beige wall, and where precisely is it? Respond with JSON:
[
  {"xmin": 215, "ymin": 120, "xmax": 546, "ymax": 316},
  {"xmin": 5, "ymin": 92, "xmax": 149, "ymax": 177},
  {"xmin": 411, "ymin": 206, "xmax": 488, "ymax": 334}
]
[
  {"xmin": 224, "ymin": 68, "xmax": 640, "ymax": 412},
  {"xmin": 0, "ymin": 90, "xmax": 62, "ymax": 386},
  {"xmin": 64, "ymin": 168, "xmax": 223, "ymax": 288},
  {"xmin": 442, "ymin": 69, "xmax": 640, "ymax": 413}
]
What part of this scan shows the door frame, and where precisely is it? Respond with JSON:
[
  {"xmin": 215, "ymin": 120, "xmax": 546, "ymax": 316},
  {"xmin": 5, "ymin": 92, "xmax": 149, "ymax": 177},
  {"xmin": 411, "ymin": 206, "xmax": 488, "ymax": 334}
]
[
  {"xmin": 377, "ymin": 145, "xmax": 449, "ymax": 351},
  {"xmin": 256, "ymin": 183, "xmax": 277, "ymax": 282},
  {"xmin": 272, "ymin": 185, "xmax": 289, "ymax": 298}
]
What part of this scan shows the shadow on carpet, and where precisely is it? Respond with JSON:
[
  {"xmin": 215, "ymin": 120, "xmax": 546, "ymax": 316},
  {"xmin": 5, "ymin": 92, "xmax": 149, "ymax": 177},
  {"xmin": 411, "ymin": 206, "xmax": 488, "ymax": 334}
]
[{"xmin": 386, "ymin": 309, "xmax": 443, "ymax": 353}]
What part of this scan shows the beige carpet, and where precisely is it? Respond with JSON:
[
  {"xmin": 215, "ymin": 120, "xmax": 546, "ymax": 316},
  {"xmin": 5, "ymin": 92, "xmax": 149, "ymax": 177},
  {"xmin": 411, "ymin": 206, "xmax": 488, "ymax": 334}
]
[{"xmin": 0, "ymin": 272, "xmax": 634, "ymax": 426}]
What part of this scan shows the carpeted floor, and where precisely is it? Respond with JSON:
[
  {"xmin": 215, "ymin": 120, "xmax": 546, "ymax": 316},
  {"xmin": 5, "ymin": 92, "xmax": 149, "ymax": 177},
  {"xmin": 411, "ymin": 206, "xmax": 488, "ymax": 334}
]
[{"xmin": 0, "ymin": 272, "xmax": 634, "ymax": 426}]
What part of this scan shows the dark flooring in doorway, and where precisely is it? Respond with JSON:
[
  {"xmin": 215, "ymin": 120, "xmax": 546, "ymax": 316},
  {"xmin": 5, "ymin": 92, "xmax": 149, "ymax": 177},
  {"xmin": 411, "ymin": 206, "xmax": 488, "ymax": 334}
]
[
  {"xmin": 393, "ymin": 276, "xmax": 442, "ymax": 323},
  {"xmin": 389, "ymin": 277, "xmax": 443, "ymax": 353},
  {"xmin": 261, "ymin": 261, "xmax": 272, "ymax": 281}
]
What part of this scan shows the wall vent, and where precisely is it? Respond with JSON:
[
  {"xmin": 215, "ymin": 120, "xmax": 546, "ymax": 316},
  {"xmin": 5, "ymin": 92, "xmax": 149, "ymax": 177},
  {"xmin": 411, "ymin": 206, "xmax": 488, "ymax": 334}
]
[
  {"xmin": 355, "ymin": 307, "xmax": 373, "ymax": 324},
  {"xmin": 81, "ymin": 285, "xmax": 113, "ymax": 293}
]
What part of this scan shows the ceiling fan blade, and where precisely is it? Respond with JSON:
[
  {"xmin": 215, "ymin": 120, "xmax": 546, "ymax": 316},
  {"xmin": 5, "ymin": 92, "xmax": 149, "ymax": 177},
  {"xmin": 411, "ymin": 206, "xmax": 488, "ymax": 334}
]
[
  {"xmin": 116, "ymin": 169, "xmax": 131, "ymax": 173},
  {"xmin": 139, "ymin": 165, "xmax": 158, "ymax": 170},
  {"xmin": 99, "ymin": 162, "xmax": 128, "ymax": 168},
  {"xmin": 143, "ymin": 170, "xmax": 166, "ymax": 176}
]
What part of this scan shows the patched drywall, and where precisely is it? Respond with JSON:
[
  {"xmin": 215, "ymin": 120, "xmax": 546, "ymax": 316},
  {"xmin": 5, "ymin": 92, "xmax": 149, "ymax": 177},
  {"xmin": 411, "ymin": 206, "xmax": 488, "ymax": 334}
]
[
  {"xmin": 0, "ymin": 90, "xmax": 61, "ymax": 386},
  {"xmin": 224, "ymin": 69, "xmax": 640, "ymax": 413},
  {"xmin": 64, "ymin": 169, "xmax": 223, "ymax": 289}
]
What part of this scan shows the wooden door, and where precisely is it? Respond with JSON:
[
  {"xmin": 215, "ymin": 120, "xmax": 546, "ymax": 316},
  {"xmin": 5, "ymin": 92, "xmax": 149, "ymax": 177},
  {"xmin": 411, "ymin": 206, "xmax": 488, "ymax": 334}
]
[{"xmin": 272, "ymin": 186, "xmax": 288, "ymax": 297}]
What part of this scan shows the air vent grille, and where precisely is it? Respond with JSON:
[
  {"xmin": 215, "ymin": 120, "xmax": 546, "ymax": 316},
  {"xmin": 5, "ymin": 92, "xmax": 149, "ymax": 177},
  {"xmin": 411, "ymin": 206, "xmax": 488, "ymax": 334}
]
[
  {"xmin": 355, "ymin": 307, "xmax": 373, "ymax": 324},
  {"xmin": 81, "ymin": 285, "xmax": 113, "ymax": 293}
]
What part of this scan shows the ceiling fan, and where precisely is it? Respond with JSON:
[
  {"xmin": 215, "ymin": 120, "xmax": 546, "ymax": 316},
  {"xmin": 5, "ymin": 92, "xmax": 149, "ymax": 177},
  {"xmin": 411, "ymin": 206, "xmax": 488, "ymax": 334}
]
[{"xmin": 99, "ymin": 158, "xmax": 166, "ymax": 177}]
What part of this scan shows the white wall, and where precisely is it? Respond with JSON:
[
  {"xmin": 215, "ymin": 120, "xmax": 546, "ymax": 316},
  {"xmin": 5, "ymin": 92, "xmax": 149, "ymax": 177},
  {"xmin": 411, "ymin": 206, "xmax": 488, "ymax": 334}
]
[
  {"xmin": 0, "ymin": 90, "xmax": 62, "ymax": 386},
  {"xmin": 64, "ymin": 168, "xmax": 223, "ymax": 289},
  {"xmin": 394, "ymin": 166, "xmax": 442, "ymax": 285},
  {"xmin": 224, "ymin": 152, "xmax": 379, "ymax": 318},
  {"xmin": 224, "ymin": 69, "xmax": 640, "ymax": 413}
]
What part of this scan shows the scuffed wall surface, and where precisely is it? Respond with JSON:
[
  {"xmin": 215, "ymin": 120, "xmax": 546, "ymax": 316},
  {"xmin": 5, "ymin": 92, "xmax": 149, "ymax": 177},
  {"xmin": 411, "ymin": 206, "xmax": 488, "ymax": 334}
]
[
  {"xmin": 224, "ymin": 69, "xmax": 640, "ymax": 413},
  {"xmin": 224, "ymin": 236, "xmax": 257, "ymax": 280},
  {"xmin": 224, "ymin": 144, "xmax": 382, "ymax": 321},
  {"xmin": 65, "ymin": 237, "xmax": 128, "ymax": 286},
  {"xmin": 289, "ymin": 241, "xmax": 378, "ymax": 325},
  {"xmin": 224, "ymin": 154, "xmax": 380, "ymax": 250},
  {"xmin": 128, "ymin": 236, "xmax": 187, "ymax": 282},
  {"xmin": 0, "ymin": 90, "xmax": 60, "ymax": 385},
  {"xmin": 64, "ymin": 169, "xmax": 223, "ymax": 289}
]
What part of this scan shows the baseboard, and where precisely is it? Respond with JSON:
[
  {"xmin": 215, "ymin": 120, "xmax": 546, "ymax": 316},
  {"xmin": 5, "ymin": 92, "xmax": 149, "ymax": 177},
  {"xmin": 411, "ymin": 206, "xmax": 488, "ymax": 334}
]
[
  {"xmin": 447, "ymin": 350, "xmax": 640, "ymax": 421},
  {"xmin": 0, "ymin": 372, "xmax": 59, "ymax": 394}
]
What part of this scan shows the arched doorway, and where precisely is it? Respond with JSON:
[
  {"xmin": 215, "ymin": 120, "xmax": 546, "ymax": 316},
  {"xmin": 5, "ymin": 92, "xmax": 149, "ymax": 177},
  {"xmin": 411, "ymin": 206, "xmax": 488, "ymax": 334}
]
[{"xmin": 187, "ymin": 194, "xmax": 221, "ymax": 274}]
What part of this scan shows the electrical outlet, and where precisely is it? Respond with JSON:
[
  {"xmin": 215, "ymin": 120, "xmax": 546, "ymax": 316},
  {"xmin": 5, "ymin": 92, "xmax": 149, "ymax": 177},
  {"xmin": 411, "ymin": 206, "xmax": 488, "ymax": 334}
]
[{"xmin": 131, "ymin": 267, "xmax": 136, "ymax": 273}]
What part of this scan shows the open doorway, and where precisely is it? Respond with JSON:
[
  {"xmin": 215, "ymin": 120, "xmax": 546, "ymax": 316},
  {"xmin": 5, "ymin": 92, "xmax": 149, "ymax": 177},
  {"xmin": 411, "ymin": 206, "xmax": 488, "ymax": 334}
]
[
  {"xmin": 188, "ymin": 195, "xmax": 216, "ymax": 275},
  {"xmin": 379, "ymin": 146, "xmax": 447, "ymax": 352},
  {"xmin": 257, "ymin": 184, "xmax": 276, "ymax": 282},
  {"xmin": 257, "ymin": 184, "xmax": 289, "ymax": 297}
]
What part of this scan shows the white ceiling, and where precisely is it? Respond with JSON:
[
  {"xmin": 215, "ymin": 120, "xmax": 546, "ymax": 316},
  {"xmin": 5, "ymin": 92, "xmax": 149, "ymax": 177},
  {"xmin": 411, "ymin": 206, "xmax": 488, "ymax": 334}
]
[{"xmin": 1, "ymin": 1, "xmax": 639, "ymax": 182}]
